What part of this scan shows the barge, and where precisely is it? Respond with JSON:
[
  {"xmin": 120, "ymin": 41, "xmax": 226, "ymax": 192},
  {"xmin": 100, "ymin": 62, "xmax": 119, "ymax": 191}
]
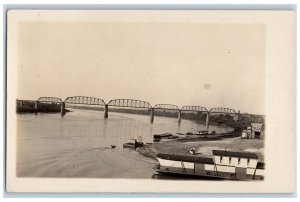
[{"xmin": 155, "ymin": 150, "xmax": 264, "ymax": 180}]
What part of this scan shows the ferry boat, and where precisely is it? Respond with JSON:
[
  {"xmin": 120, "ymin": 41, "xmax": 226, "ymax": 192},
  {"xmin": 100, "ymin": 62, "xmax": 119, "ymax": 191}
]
[{"xmin": 154, "ymin": 150, "xmax": 264, "ymax": 180}]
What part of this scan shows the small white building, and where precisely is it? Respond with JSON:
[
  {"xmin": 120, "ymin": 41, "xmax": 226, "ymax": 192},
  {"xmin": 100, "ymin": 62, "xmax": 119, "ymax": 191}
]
[
  {"xmin": 212, "ymin": 150, "xmax": 259, "ymax": 179},
  {"xmin": 251, "ymin": 123, "xmax": 264, "ymax": 138},
  {"xmin": 241, "ymin": 123, "xmax": 264, "ymax": 139}
]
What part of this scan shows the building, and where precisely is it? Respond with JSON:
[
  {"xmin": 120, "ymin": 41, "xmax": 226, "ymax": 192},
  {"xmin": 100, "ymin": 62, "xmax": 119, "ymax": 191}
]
[
  {"xmin": 241, "ymin": 123, "xmax": 264, "ymax": 139},
  {"xmin": 250, "ymin": 123, "xmax": 264, "ymax": 138}
]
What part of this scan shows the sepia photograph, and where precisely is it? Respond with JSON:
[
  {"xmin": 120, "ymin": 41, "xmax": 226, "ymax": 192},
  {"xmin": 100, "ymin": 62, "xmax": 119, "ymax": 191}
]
[{"xmin": 6, "ymin": 9, "xmax": 296, "ymax": 193}]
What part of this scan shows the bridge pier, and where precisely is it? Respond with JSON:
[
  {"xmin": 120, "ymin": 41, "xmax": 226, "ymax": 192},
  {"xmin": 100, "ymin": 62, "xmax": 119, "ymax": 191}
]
[
  {"xmin": 34, "ymin": 101, "xmax": 38, "ymax": 114},
  {"xmin": 177, "ymin": 110, "xmax": 182, "ymax": 124},
  {"xmin": 205, "ymin": 112, "xmax": 210, "ymax": 132},
  {"xmin": 60, "ymin": 102, "xmax": 65, "ymax": 116},
  {"xmin": 150, "ymin": 108, "xmax": 154, "ymax": 123},
  {"xmin": 104, "ymin": 104, "xmax": 108, "ymax": 118}
]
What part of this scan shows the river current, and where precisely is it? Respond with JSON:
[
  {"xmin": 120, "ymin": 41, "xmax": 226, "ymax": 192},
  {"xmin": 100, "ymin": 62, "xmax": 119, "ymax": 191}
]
[{"xmin": 16, "ymin": 109, "xmax": 232, "ymax": 178}]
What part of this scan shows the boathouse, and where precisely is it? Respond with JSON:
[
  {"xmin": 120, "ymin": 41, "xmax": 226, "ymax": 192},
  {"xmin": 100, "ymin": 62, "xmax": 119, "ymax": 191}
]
[{"xmin": 212, "ymin": 150, "xmax": 259, "ymax": 179}]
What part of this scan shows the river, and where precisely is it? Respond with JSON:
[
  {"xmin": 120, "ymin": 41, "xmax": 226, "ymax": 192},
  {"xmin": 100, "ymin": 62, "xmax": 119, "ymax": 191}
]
[{"xmin": 17, "ymin": 109, "xmax": 233, "ymax": 178}]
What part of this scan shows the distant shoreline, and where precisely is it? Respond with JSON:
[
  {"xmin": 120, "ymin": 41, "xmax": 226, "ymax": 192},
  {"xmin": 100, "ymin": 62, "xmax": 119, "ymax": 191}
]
[{"xmin": 16, "ymin": 100, "xmax": 264, "ymax": 131}]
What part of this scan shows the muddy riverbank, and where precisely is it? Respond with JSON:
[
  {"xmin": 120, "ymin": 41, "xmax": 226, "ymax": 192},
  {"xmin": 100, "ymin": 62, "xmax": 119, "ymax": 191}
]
[{"xmin": 136, "ymin": 132, "xmax": 265, "ymax": 162}]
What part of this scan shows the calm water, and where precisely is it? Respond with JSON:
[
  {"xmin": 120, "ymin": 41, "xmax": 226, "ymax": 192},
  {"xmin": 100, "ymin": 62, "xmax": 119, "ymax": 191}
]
[{"xmin": 17, "ymin": 109, "xmax": 233, "ymax": 178}]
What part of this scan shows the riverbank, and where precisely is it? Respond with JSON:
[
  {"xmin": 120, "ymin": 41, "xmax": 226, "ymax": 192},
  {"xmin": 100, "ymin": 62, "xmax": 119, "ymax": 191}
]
[
  {"xmin": 16, "ymin": 110, "xmax": 262, "ymax": 178},
  {"xmin": 136, "ymin": 132, "xmax": 265, "ymax": 162}
]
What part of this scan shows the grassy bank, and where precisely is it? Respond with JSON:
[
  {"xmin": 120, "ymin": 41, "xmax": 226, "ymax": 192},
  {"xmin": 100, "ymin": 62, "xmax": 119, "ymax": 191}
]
[{"xmin": 136, "ymin": 132, "xmax": 265, "ymax": 162}]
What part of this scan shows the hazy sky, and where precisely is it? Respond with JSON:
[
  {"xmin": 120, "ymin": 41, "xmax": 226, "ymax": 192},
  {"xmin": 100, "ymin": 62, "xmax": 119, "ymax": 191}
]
[{"xmin": 17, "ymin": 22, "xmax": 265, "ymax": 114}]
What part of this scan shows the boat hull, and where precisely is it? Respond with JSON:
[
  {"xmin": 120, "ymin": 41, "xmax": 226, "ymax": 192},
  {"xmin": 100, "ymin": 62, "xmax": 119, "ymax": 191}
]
[
  {"xmin": 155, "ymin": 154, "xmax": 264, "ymax": 181},
  {"xmin": 155, "ymin": 166, "xmax": 235, "ymax": 180},
  {"xmin": 123, "ymin": 142, "xmax": 136, "ymax": 149},
  {"xmin": 123, "ymin": 142, "xmax": 144, "ymax": 149}
]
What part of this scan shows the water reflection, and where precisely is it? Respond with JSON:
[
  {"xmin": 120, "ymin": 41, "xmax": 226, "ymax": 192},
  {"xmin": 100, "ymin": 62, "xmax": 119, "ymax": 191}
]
[{"xmin": 19, "ymin": 108, "xmax": 233, "ymax": 148}]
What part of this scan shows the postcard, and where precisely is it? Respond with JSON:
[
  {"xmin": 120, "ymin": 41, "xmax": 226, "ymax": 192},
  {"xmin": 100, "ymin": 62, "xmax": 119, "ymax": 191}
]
[{"xmin": 6, "ymin": 10, "xmax": 296, "ymax": 193}]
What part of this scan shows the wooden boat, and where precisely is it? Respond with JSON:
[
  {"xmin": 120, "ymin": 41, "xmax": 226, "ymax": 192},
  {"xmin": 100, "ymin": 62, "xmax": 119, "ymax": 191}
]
[
  {"xmin": 123, "ymin": 142, "xmax": 137, "ymax": 149},
  {"xmin": 153, "ymin": 133, "xmax": 173, "ymax": 139},
  {"xmin": 123, "ymin": 141, "xmax": 144, "ymax": 149},
  {"xmin": 153, "ymin": 133, "xmax": 175, "ymax": 142},
  {"xmin": 173, "ymin": 133, "xmax": 187, "ymax": 138},
  {"xmin": 196, "ymin": 130, "xmax": 209, "ymax": 135},
  {"xmin": 155, "ymin": 151, "xmax": 264, "ymax": 180}
]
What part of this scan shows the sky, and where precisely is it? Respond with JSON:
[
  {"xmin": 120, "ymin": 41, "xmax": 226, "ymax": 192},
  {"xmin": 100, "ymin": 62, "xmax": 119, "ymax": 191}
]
[{"xmin": 17, "ymin": 22, "xmax": 265, "ymax": 114}]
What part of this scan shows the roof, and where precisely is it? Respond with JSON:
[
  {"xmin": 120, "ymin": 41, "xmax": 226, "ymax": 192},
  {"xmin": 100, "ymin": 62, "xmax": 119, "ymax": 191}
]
[
  {"xmin": 251, "ymin": 123, "xmax": 263, "ymax": 132},
  {"xmin": 157, "ymin": 153, "xmax": 214, "ymax": 164},
  {"xmin": 212, "ymin": 150, "xmax": 259, "ymax": 159}
]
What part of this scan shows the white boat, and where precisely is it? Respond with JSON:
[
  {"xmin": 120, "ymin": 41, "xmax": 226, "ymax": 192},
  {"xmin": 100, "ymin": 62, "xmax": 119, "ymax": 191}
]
[{"xmin": 154, "ymin": 150, "xmax": 264, "ymax": 180}]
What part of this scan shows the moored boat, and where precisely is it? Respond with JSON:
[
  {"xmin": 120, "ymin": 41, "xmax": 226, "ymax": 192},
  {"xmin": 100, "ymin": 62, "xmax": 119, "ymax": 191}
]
[
  {"xmin": 153, "ymin": 133, "xmax": 178, "ymax": 142},
  {"xmin": 123, "ymin": 142, "xmax": 137, "ymax": 149},
  {"xmin": 153, "ymin": 133, "xmax": 173, "ymax": 139},
  {"xmin": 123, "ymin": 139, "xmax": 144, "ymax": 150},
  {"xmin": 155, "ymin": 150, "xmax": 264, "ymax": 180},
  {"xmin": 196, "ymin": 130, "xmax": 209, "ymax": 135}
]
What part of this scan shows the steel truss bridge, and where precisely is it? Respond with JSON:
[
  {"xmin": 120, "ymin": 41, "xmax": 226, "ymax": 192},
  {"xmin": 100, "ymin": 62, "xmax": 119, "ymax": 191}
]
[
  {"xmin": 34, "ymin": 96, "xmax": 239, "ymax": 129},
  {"xmin": 37, "ymin": 97, "xmax": 62, "ymax": 103},
  {"xmin": 209, "ymin": 107, "xmax": 237, "ymax": 114},
  {"xmin": 181, "ymin": 105, "xmax": 208, "ymax": 112},
  {"xmin": 109, "ymin": 99, "xmax": 152, "ymax": 109},
  {"xmin": 153, "ymin": 104, "xmax": 179, "ymax": 111},
  {"xmin": 65, "ymin": 96, "xmax": 106, "ymax": 106}
]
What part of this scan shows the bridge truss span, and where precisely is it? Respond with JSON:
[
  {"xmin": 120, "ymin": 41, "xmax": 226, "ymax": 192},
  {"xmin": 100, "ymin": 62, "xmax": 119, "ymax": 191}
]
[
  {"xmin": 64, "ymin": 96, "xmax": 106, "ymax": 106},
  {"xmin": 108, "ymin": 99, "xmax": 152, "ymax": 109},
  {"xmin": 181, "ymin": 106, "xmax": 208, "ymax": 113},
  {"xmin": 153, "ymin": 104, "xmax": 180, "ymax": 111},
  {"xmin": 37, "ymin": 97, "xmax": 62, "ymax": 103},
  {"xmin": 209, "ymin": 107, "xmax": 237, "ymax": 114}
]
